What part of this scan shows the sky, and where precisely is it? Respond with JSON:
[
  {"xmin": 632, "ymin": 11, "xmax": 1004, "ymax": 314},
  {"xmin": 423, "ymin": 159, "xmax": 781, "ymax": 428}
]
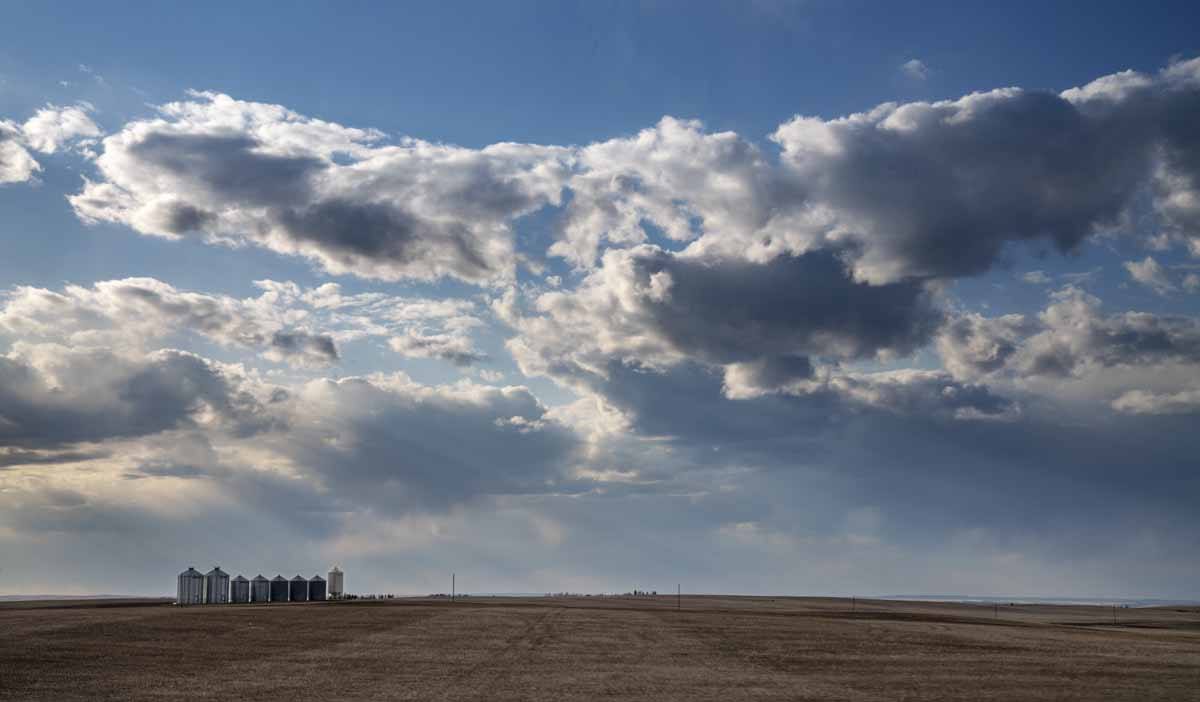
[{"xmin": 1, "ymin": 0, "xmax": 1200, "ymax": 599}]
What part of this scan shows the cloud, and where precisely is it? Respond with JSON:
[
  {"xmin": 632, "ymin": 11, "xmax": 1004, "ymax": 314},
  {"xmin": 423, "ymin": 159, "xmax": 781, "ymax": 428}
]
[
  {"xmin": 1111, "ymin": 387, "xmax": 1200, "ymax": 415},
  {"xmin": 264, "ymin": 330, "xmax": 339, "ymax": 367},
  {"xmin": 939, "ymin": 287, "xmax": 1200, "ymax": 382},
  {"xmin": 1124, "ymin": 256, "xmax": 1177, "ymax": 295},
  {"xmin": 70, "ymin": 92, "xmax": 571, "ymax": 284},
  {"xmin": 550, "ymin": 116, "xmax": 795, "ymax": 269},
  {"xmin": 508, "ymin": 245, "xmax": 940, "ymax": 392},
  {"xmin": 62, "ymin": 57, "xmax": 1200, "ymax": 286},
  {"xmin": 0, "ymin": 104, "xmax": 100, "ymax": 184},
  {"xmin": 562, "ymin": 56, "xmax": 1200, "ymax": 285},
  {"xmin": 3, "ymin": 277, "xmax": 492, "ymax": 370},
  {"xmin": 267, "ymin": 374, "xmax": 581, "ymax": 511},
  {"xmin": 388, "ymin": 330, "xmax": 486, "ymax": 366},
  {"xmin": 0, "ymin": 340, "xmax": 581, "ymax": 516},
  {"xmin": 0, "ymin": 448, "xmax": 109, "ymax": 469},
  {"xmin": 1021, "ymin": 270, "xmax": 1052, "ymax": 285},
  {"xmin": 0, "ymin": 122, "xmax": 41, "ymax": 184},
  {"xmin": 901, "ymin": 59, "xmax": 929, "ymax": 80},
  {"xmin": 724, "ymin": 365, "xmax": 1018, "ymax": 421},
  {"xmin": 0, "ymin": 277, "xmax": 339, "ymax": 367},
  {"xmin": 769, "ymin": 87, "xmax": 1155, "ymax": 283},
  {"xmin": 20, "ymin": 103, "xmax": 101, "ymax": 154},
  {"xmin": 938, "ymin": 287, "xmax": 1200, "ymax": 416},
  {"xmin": 0, "ymin": 344, "xmax": 272, "ymax": 449}
]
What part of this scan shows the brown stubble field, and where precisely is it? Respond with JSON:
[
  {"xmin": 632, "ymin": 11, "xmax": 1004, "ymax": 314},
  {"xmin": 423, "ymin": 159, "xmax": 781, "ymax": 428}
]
[{"xmin": 1, "ymin": 595, "xmax": 1197, "ymax": 701}]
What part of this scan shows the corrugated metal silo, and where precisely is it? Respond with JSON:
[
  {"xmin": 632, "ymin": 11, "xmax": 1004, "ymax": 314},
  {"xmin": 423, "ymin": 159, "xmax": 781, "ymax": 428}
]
[
  {"xmin": 308, "ymin": 574, "xmax": 326, "ymax": 601},
  {"xmin": 251, "ymin": 574, "xmax": 270, "ymax": 603},
  {"xmin": 204, "ymin": 566, "xmax": 230, "ymax": 604},
  {"xmin": 177, "ymin": 567, "xmax": 204, "ymax": 605},
  {"xmin": 270, "ymin": 575, "xmax": 289, "ymax": 602},
  {"xmin": 328, "ymin": 566, "xmax": 344, "ymax": 599},
  {"xmin": 289, "ymin": 574, "xmax": 308, "ymax": 602},
  {"xmin": 231, "ymin": 575, "xmax": 250, "ymax": 603}
]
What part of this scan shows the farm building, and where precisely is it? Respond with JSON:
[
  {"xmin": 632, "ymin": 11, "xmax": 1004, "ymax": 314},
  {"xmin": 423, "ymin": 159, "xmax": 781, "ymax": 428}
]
[
  {"xmin": 204, "ymin": 567, "xmax": 230, "ymax": 604},
  {"xmin": 289, "ymin": 575, "xmax": 308, "ymax": 602},
  {"xmin": 231, "ymin": 575, "xmax": 250, "ymax": 603},
  {"xmin": 308, "ymin": 574, "xmax": 326, "ymax": 601},
  {"xmin": 177, "ymin": 567, "xmax": 203, "ymax": 605},
  {"xmin": 270, "ymin": 575, "xmax": 289, "ymax": 602},
  {"xmin": 328, "ymin": 566, "xmax": 344, "ymax": 598},
  {"xmin": 251, "ymin": 575, "xmax": 270, "ymax": 603}
]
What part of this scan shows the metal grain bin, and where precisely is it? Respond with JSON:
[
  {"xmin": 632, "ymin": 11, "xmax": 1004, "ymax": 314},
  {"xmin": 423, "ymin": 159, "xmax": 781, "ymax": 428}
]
[
  {"xmin": 270, "ymin": 575, "xmax": 289, "ymax": 602},
  {"xmin": 308, "ymin": 574, "xmax": 326, "ymax": 601},
  {"xmin": 289, "ymin": 574, "xmax": 308, "ymax": 602},
  {"xmin": 231, "ymin": 575, "xmax": 250, "ymax": 604},
  {"xmin": 204, "ymin": 566, "xmax": 230, "ymax": 604},
  {"xmin": 177, "ymin": 567, "xmax": 203, "ymax": 605},
  {"xmin": 328, "ymin": 566, "xmax": 344, "ymax": 599},
  {"xmin": 251, "ymin": 574, "xmax": 270, "ymax": 603}
]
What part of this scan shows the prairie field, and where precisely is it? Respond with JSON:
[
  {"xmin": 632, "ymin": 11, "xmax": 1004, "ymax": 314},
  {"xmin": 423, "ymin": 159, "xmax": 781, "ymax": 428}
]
[{"xmin": 1, "ymin": 595, "xmax": 1197, "ymax": 701}]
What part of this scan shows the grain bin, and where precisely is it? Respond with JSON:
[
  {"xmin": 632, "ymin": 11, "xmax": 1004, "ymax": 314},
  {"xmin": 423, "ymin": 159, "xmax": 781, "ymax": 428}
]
[
  {"xmin": 270, "ymin": 575, "xmax": 289, "ymax": 602},
  {"xmin": 231, "ymin": 575, "xmax": 250, "ymax": 603},
  {"xmin": 204, "ymin": 566, "xmax": 230, "ymax": 604},
  {"xmin": 328, "ymin": 566, "xmax": 344, "ymax": 599},
  {"xmin": 177, "ymin": 567, "xmax": 204, "ymax": 605},
  {"xmin": 251, "ymin": 574, "xmax": 270, "ymax": 603},
  {"xmin": 308, "ymin": 574, "xmax": 326, "ymax": 601},
  {"xmin": 289, "ymin": 574, "xmax": 308, "ymax": 602}
]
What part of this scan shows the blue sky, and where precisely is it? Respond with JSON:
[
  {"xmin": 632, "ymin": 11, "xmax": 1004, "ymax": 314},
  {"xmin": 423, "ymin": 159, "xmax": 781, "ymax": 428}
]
[{"xmin": 1, "ymin": 1, "xmax": 1199, "ymax": 598}]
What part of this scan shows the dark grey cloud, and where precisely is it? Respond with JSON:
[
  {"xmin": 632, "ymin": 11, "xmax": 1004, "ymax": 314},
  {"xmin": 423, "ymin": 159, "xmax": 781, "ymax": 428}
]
[
  {"xmin": 0, "ymin": 448, "xmax": 109, "ymax": 469},
  {"xmin": 629, "ymin": 248, "xmax": 940, "ymax": 364},
  {"xmin": 127, "ymin": 132, "xmax": 323, "ymax": 207},
  {"xmin": 510, "ymin": 246, "xmax": 942, "ymax": 402},
  {"xmin": 771, "ymin": 89, "xmax": 1154, "ymax": 283},
  {"xmin": 277, "ymin": 376, "xmax": 581, "ymax": 512},
  {"xmin": 0, "ymin": 346, "xmax": 271, "ymax": 449},
  {"xmin": 267, "ymin": 330, "xmax": 339, "ymax": 366}
]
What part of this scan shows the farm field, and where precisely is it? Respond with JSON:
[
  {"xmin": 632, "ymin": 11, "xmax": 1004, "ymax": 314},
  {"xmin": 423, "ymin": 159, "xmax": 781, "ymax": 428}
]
[{"xmin": 1, "ymin": 595, "xmax": 1197, "ymax": 701}]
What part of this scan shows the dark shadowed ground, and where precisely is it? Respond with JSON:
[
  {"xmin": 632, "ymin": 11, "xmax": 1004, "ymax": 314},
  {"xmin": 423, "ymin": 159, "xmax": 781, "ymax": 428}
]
[{"xmin": 1, "ymin": 595, "xmax": 1197, "ymax": 700}]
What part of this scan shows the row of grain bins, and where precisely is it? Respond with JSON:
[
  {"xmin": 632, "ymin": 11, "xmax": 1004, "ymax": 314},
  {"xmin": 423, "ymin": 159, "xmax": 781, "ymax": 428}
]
[{"xmin": 177, "ymin": 566, "xmax": 344, "ymax": 605}]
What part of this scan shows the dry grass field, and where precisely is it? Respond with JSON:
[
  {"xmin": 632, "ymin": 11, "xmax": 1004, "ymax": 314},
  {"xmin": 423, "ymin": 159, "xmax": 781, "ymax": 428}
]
[{"xmin": 1, "ymin": 595, "xmax": 1197, "ymax": 701}]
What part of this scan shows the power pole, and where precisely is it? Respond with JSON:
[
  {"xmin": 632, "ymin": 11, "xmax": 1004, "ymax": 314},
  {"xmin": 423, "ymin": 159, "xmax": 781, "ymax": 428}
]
[
  {"xmin": 677, "ymin": 583, "xmax": 681, "ymax": 611},
  {"xmin": 452, "ymin": 573, "xmax": 455, "ymax": 603}
]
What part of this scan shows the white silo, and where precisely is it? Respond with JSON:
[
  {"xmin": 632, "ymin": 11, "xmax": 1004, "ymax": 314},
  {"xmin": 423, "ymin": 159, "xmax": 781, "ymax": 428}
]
[
  {"xmin": 177, "ymin": 567, "xmax": 204, "ymax": 605},
  {"xmin": 231, "ymin": 575, "xmax": 250, "ymax": 604},
  {"xmin": 204, "ymin": 566, "xmax": 230, "ymax": 604},
  {"xmin": 328, "ymin": 566, "xmax": 344, "ymax": 599}
]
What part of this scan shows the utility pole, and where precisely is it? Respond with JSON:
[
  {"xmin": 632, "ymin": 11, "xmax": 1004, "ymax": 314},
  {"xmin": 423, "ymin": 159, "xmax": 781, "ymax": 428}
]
[
  {"xmin": 677, "ymin": 583, "xmax": 681, "ymax": 611},
  {"xmin": 1113, "ymin": 604, "xmax": 1118, "ymax": 626},
  {"xmin": 452, "ymin": 573, "xmax": 455, "ymax": 603},
  {"xmin": 852, "ymin": 596, "xmax": 856, "ymax": 614}
]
